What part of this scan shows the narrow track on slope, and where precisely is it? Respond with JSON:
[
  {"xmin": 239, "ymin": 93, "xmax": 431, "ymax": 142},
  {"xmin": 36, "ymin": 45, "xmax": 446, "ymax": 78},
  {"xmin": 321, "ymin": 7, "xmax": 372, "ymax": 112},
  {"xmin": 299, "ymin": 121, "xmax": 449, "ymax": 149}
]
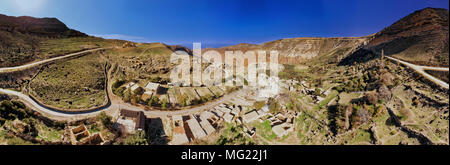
[
  {"xmin": 385, "ymin": 56, "xmax": 449, "ymax": 89},
  {"xmin": 0, "ymin": 49, "xmax": 243, "ymax": 121}
]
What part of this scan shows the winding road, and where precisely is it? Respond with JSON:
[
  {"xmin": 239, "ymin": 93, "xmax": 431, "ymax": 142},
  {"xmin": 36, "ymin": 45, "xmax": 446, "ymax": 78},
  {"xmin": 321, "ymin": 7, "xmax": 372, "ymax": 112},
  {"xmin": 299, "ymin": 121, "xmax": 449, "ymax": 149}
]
[
  {"xmin": 0, "ymin": 49, "xmax": 243, "ymax": 121},
  {"xmin": 0, "ymin": 88, "xmax": 108, "ymax": 119},
  {"xmin": 385, "ymin": 56, "xmax": 449, "ymax": 89},
  {"xmin": 0, "ymin": 48, "xmax": 107, "ymax": 73},
  {"xmin": 4, "ymin": 48, "xmax": 445, "ymax": 121},
  {"xmin": 0, "ymin": 85, "xmax": 242, "ymax": 121}
]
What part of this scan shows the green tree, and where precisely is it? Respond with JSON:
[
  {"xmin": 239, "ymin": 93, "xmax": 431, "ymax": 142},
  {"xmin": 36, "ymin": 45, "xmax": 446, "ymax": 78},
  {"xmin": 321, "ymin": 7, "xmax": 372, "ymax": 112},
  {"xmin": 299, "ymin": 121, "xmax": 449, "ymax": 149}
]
[
  {"xmin": 147, "ymin": 96, "xmax": 160, "ymax": 107},
  {"xmin": 123, "ymin": 88, "xmax": 132, "ymax": 102},
  {"xmin": 160, "ymin": 98, "xmax": 169, "ymax": 109},
  {"xmin": 114, "ymin": 86, "xmax": 126, "ymax": 97},
  {"xmin": 0, "ymin": 100, "xmax": 29, "ymax": 120},
  {"xmin": 123, "ymin": 130, "xmax": 148, "ymax": 145},
  {"xmin": 177, "ymin": 94, "xmax": 189, "ymax": 106},
  {"xmin": 112, "ymin": 79, "xmax": 126, "ymax": 89},
  {"xmin": 132, "ymin": 95, "xmax": 141, "ymax": 104},
  {"xmin": 97, "ymin": 112, "xmax": 112, "ymax": 128},
  {"xmin": 286, "ymin": 103, "xmax": 293, "ymax": 110}
]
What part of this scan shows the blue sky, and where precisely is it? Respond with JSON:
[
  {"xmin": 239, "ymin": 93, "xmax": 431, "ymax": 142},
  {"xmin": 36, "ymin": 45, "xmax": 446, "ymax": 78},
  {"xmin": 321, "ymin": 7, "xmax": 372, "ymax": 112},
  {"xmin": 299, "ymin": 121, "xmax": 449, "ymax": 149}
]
[{"xmin": 0, "ymin": 0, "xmax": 448, "ymax": 48}]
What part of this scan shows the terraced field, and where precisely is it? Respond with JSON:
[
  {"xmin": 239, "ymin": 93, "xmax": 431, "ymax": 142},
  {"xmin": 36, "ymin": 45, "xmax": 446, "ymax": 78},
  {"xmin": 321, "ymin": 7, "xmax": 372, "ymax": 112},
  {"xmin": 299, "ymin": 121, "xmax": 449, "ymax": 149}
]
[
  {"xmin": 208, "ymin": 86, "xmax": 225, "ymax": 97},
  {"xmin": 179, "ymin": 87, "xmax": 201, "ymax": 104},
  {"xmin": 105, "ymin": 43, "xmax": 176, "ymax": 82},
  {"xmin": 29, "ymin": 53, "xmax": 107, "ymax": 110},
  {"xmin": 166, "ymin": 88, "xmax": 179, "ymax": 106}
]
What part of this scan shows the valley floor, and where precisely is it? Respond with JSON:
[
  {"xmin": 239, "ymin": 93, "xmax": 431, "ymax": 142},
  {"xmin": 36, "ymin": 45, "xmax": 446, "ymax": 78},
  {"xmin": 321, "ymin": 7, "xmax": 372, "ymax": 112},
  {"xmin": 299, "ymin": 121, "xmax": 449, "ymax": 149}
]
[{"xmin": 0, "ymin": 44, "xmax": 448, "ymax": 145}]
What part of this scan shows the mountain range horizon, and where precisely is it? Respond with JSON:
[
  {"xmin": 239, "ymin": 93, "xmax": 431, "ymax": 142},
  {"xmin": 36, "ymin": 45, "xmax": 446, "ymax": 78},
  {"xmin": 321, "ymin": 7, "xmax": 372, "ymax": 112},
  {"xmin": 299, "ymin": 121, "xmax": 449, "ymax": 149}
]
[{"xmin": 2, "ymin": 0, "xmax": 447, "ymax": 48}]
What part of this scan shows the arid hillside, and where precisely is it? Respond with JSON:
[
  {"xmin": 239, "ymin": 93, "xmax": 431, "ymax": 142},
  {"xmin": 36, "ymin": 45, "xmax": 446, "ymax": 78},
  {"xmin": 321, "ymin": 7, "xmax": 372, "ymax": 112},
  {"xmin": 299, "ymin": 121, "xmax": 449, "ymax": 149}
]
[
  {"xmin": 0, "ymin": 14, "xmax": 87, "ymax": 67},
  {"xmin": 0, "ymin": 14, "xmax": 86, "ymax": 37},
  {"xmin": 366, "ymin": 7, "xmax": 449, "ymax": 67},
  {"xmin": 106, "ymin": 42, "xmax": 187, "ymax": 84},
  {"xmin": 204, "ymin": 37, "xmax": 368, "ymax": 64},
  {"xmin": 204, "ymin": 8, "xmax": 448, "ymax": 67}
]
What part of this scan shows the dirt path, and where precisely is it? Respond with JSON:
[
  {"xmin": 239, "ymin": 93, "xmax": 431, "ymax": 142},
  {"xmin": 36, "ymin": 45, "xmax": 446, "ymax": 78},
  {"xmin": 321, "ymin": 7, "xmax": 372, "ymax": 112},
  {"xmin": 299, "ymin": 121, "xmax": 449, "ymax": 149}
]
[
  {"xmin": 102, "ymin": 53, "xmax": 245, "ymax": 117},
  {"xmin": 1, "ymin": 50, "xmax": 243, "ymax": 121},
  {"xmin": 0, "ymin": 87, "xmax": 243, "ymax": 121},
  {"xmin": 0, "ymin": 48, "xmax": 108, "ymax": 73},
  {"xmin": 385, "ymin": 56, "xmax": 449, "ymax": 89}
]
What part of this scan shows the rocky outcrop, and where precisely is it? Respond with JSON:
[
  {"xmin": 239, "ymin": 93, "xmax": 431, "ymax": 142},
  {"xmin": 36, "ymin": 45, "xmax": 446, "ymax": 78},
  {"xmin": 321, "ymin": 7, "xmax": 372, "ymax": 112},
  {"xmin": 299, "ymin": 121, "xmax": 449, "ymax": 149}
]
[
  {"xmin": 261, "ymin": 37, "xmax": 366, "ymax": 59},
  {"xmin": 207, "ymin": 8, "xmax": 449, "ymax": 67},
  {"xmin": 204, "ymin": 37, "xmax": 367, "ymax": 64},
  {"xmin": 0, "ymin": 14, "xmax": 86, "ymax": 37}
]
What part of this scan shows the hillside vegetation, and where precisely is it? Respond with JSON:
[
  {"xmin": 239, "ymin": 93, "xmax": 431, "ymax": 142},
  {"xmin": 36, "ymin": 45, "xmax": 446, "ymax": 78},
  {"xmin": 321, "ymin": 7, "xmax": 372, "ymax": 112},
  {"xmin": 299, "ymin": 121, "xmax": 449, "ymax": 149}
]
[
  {"xmin": 106, "ymin": 43, "xmax": 178, "ymax": 83},
  {"xmin": 38, "ymin": 37, "xmax": 123, "ymax": 59},
  {"xmin": 29, "ymin": 53, "xmax": 107, "ymax": 110},
  {"xmin": 0, "ymin": 14, "xmax": 88, "ymax": 67},
  {"xmin": 204, "ymin": 37, "xmax": 367, "ymax": 65}
]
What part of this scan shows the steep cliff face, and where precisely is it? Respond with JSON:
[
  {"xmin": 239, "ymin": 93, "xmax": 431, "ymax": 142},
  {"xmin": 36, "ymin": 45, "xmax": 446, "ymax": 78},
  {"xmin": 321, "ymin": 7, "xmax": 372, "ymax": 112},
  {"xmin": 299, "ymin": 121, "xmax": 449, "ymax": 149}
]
[
  {"xmin": 262, "ymin": 37, "xmax": 367, "ymax": 64},
  {"xmin": 204, "ymin": 37, "xmax": 367, "ymax": 64},
  {"xmin": 366, "ymin": 8, "xmax": 449, "ymax": 67}
]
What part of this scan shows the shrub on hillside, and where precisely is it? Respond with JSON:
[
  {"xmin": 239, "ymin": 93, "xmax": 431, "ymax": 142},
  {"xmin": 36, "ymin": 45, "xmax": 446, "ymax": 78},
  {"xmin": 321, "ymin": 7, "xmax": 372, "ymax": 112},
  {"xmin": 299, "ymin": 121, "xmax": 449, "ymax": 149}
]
[
  {"xmin": 380, "ymin": 72, "xmax": 394, "ymax": 86},
  {"xmin": 123, "ymin": 88, "xmax": 132, "ymax": 102},
  {"xmin": 122, "ymin": 130, "xmax": 148, "ymax": 145},
  {"xmin": 114, "ymin": 86, "xmax": 126, "ymax": 97},
  {"xmin": 112, "ymin": 79, "xmax": 126, "ymax": 89},
  {"xmin": 97, "ymin": 112, "xmax": 112, "ymax": 128},
  {"xmin": 147, "ymin": 96, "xmax": 160, "ymax": 107},
  {"xmin": 364, "ymin": 91, "xmax": 379, "ymax": 105},
  {"xmin": 177, "ymin": 94, "xmax": 189, "ymax": 106},
  {"xmin": 398, "ymin": 108, "xmax": 413, "ymax": 121},
  {"xmin": 0, "ymin": 100, "xmax": 31, "ymax": 120},
  {"xmin": 132, "ymin": 94, "xmax": 141, "ymax": 104},
  {"xmin": 160, "ymin": 98, "xmax": 169, "ymax": 109},
  {"xmin": 377, "ymin": 85, "xmax": 392, "ymax": 101},
  {"xmin": 268, "ymin": 98, "xmax": 281, "ymax": 114}
]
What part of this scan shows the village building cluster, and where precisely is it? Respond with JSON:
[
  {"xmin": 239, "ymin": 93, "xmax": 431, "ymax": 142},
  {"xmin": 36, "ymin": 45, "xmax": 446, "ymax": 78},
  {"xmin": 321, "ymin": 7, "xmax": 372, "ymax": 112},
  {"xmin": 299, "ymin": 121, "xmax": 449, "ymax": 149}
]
[
  {"xmin": 119, "ymin": 80, "xmax": 229, "ymax": 108},
  {"xmin": 166, "ymin": 78, "xmax": 302, "ymax": 144},
  {"xmin": 112, "ymin": 74, "xmax": 307, "ymax": 145},
  {"xmin": 114, "ymin": 109, "xmax": 146, "ymax": 134}
]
